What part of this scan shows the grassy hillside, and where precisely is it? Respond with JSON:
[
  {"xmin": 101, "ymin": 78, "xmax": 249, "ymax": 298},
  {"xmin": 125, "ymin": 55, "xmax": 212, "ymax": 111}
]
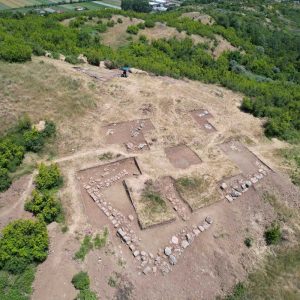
[{"xmin": 0, "ymin": 3, "xmax": 299, "ymax": 142}]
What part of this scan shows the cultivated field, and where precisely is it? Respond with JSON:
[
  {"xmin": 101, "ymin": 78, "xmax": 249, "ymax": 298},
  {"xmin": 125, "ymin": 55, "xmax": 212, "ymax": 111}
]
[
  {"xmin": 1, "ymin": 54, "xmax": 299, "ymax": 299},
  {"xmin": 0, "ymin": 0, "xmax": 120, "ymax": 11}
]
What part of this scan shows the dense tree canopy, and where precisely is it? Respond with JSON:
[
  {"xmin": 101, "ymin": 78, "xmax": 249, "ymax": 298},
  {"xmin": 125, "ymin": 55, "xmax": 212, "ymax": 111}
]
[
  {"xmin": 0, "ymin": 5, "xmax": 299, "ymax": 142},
  {"xmin": 121, "ymin": 0, "xmax": 151, "ymax": 13},
  {"xmin": 0, "ymin": 219, "xmax": 49, "ymax": 268}
]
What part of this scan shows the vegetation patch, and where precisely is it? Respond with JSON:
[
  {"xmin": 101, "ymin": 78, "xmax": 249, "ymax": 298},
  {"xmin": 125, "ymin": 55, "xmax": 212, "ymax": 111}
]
[
  {"xmin": 175, "ymin": 176, "xmax": 218, "ymax": 211},
  {"xmin": 279, "ymin": 146, "xmax": 300, "ymax": 186},
  {"xmin": 74, "ymin": 228, "xmax": 109, "ymax": 261},
  {"xmin": 98, "ymin": 152, "xmax": 114, "ymax": 161},
  {"xmin": 264, "ymin": 223, "xmax": 282, "ymax": 246},
  {"xmin": 0, "ymin": 219, "xmax": 49, "ymax": 300},
  {"xmin": 72, "ymin": 271, "xmax": 97, "ymax": 300},
  {"xmin": 0, "ymin": 116, "xmax": 56, "ymax": 192},
  {"xmin": 224, "ymin": 246, "xmax": 300, "ymax": 299},
  {"xmin": 25, "ymin": 163, "xmax": 64, "ymax": 224},
  {"xmin": 135, "ymin": 181, "xmax": 175, "ymax": 228},
  {"xmin": 35, "ymin": 163, "xmax": 63, "ymax": 191}
]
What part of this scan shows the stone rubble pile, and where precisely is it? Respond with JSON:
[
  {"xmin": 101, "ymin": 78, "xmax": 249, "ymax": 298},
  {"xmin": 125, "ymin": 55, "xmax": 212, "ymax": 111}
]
[
  {"xmin": 83, "ymin": 169, "xmax": 129, "ymax": 190},
  {"xmin": 204, "ymin": 123, "xmax": 213, "ymax": 130},
  {"xmin": 221, "ymin": 162, "xmax": 269, "ymax": 203},
  {"xmin": 198, "ymin": 110, "xmax": 209, "ymax": 118},
  {"xmin": 130, "ymin": 120, "xmax": 145, "ymax": 138},
  {"xmin": 164, "ymin": 183, "xmax": 189, "ymax": 221}
]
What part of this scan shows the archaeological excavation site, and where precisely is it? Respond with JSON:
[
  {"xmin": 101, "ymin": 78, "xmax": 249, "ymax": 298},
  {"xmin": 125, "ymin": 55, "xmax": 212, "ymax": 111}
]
[{"xmin": 1, "ymin": 58, "xmax": 299, "ymax": 300}]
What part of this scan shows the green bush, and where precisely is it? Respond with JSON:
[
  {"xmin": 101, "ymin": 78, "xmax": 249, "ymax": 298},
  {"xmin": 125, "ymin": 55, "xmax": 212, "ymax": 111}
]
[
  {"xmin": 137, "ymin": 22, "xmax": 145, "ymax": 29},
  {"xmin": 106, "ymin": 20, "xmax": 115, "ymax": 27},
  {"xmin": 35, "ymin": 163, "xmax": 63, "ymax": 191},
  {"xmin": 76, "ymin": 289, "xmax": 97, "ymax": 300},
  {"xmin": 244, "ymin": 237, "xmax": 253, "ymax": 248},
  {"xmin": 126, "ymin": 25, "xmax": 139, "ymax": 35},
  {"xmin": 65, "ymin": 55, "xmax": 80, "ymax": 65},
  {"xmin": 117, "ymin": 18, "xmax": 123, "ymax": 24},
  {"xmin": 144, "ymin": 19, "xmax": 155, "ymax": 28},
  {"xmin": 23, "ymin": 129, "xmax": 44, "ymax": 152},
  {"xmin": 3, "ymin": 257, "xmax": 29, "ymax": 274},
  {"xmin": 0, "ymin": 219, "xmax": 48, "ymax": 268},
  {"xmin": 264, "ymin": 223, "xmax": 282, "ymax": 245},
  {"xmin": 0, "ymin": 37, "xmax": 32, "ymax": 63},
  {"xmin": 225, "ymin": 282, "xmax": 246, "ymax": 299},
  {"xmin": 25, "ymin": 189, "xmax": 62, "ymax": 224},
  {"xmin": 72, "ymin": 271, "xmax": 90, "ymax": 290},
  {"xmin": 85, "ymin": 50, "xmax": 101, "ymax": 66},
  {"xmin": 0, "ymin": 167, "xmax": 12, "ymax": 192},
  {"xmin": 0, "ymin": 265, "xmax": 36, "ymax": 300},
  {"xmin": 41, "ymin": 121, "xmax": 56, "ymax": 138}
]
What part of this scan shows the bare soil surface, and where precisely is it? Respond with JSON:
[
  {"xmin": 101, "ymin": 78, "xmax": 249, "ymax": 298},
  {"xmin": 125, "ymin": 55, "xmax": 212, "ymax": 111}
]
[
  {"xmin": 165, "ymin": 144, "xmax": 202, "ymax": 169},
  {"xmin": 190, "ymin": 108, "xmax": 217, "ymax": 132},
  {"xmin": 103, "ymin": 119, "xmax": 155, "ymax": 152}
]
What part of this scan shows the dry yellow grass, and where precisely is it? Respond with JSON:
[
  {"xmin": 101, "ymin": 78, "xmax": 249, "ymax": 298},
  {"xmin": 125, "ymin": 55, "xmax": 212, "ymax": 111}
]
[{"xmin": 175, "ymin": 175, "xmax": 219, "ymax": 211}]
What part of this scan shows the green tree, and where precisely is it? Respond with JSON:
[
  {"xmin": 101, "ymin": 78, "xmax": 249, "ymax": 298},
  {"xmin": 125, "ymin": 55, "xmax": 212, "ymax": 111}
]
[
  {"xmin": 0, "ymin": 219, "xmax": 48, "ymax": 269},
  {"xmin": 23, "ymin": 129, "xmax": 44, "ymax": 152},
  {"xmin": 25, "ymin": 190, "xmax": 62, "ymax": 224},
  {"xmin": 35, "ymin": 163, "xmax": 63, "ymax": 191},
  {"xmin": 0, "ymin": 167, "xmax": 11, "ymax": 192},
  {"xmin": 121, "ymin": 0, "xmax": 150, "ymax": 12}
]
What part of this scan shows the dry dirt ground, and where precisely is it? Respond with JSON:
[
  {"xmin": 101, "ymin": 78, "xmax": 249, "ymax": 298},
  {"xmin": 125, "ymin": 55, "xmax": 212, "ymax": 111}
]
[{"xmin": 0, "ymin": 57, "xmax": 299, "ymax": 300}]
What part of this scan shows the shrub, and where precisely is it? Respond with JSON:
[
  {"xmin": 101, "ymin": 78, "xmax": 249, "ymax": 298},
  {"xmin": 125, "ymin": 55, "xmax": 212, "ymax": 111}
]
[
  {"xmin": 51, "ymin": 52, "xmax": 60, "ymax": 59},
  {"xmin": 32, "ymin": 44, "xmax": 45, "ymax": 56},
  {"xmin": 117, "ymin": 18, "xmax": 123, "ymax": 24},
  {"xmin": 0, "ymin": 167, "xmax": 11, "ymax": 192},
  {"xmin": 144, "ymin": 19, "xmax": 155, "ymax": 28},
  {"xmin": 0, "ymin": 219, "xmax": 48, "ymax": 268},
  {"xmin": 226, "ymin": 282, "xmax": 246, "ymax": 299},
  {"xmin": 65, "ymin": 55, "xmax": 80, "ymax": 65},
  {"xmin": 76, "ymin": 289, "xmax": 97, "ymax": 300},
  {"xmin": 25, "ymin": 189, "xmax": 62, "ymax": 224},
  {"xmin": 244, "ymin": 237, "xmax": 253, "ymax": 248},
  {"xmin": 0, "ymin": 139, "xmax": 25, "ymax": 171},
  {"xmin": 41, "ymin": 120, "xmax": 56, "ymax": 138},
  {"xmin": 95, "ymin": 23, "xmax": 107, "ymax": 33},
  {"xmin": 35, "ymin": 163, "xmax": 63, "ymax": 191},
  {"xmin": 23, "ymin": 129, "xmax": 44, "ymax": 152},
  {"xmin": 106, "ymin": 20, "xmax": 115, "ymax": 27},
  {"xmin": 72, "ymin": 271, "xmax": 90, "ymax": 290},
  {"xmin": 264, "ymin": 223, "xmax": 282, "ymax": 245},
  {"xmin": 0, "ymin": 37, "xmax": 32, "ymax": 63},
  {"xmin": 137, "ymin": 22, "xmax": 145, "ymax": 29},
  {"xmin": 139, "ymin": 35, "xmax": 147, "ymax": 43},
  {"xmin": 85, "ymin": 50, "xmax": 101, "ymax": 66},
  {"xmin": 126, "ymin": 25, "xmax": 139, "ymax": 35},
  {"xmin": 3, "ymin": 257, "xmax": 29, "ymax": 274}
]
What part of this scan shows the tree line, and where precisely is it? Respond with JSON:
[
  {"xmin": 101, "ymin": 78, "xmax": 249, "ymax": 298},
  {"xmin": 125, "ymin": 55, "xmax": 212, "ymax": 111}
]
[{"xmin": 0, "ymin": 7, "xmax": 299, "ymax": 142}]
